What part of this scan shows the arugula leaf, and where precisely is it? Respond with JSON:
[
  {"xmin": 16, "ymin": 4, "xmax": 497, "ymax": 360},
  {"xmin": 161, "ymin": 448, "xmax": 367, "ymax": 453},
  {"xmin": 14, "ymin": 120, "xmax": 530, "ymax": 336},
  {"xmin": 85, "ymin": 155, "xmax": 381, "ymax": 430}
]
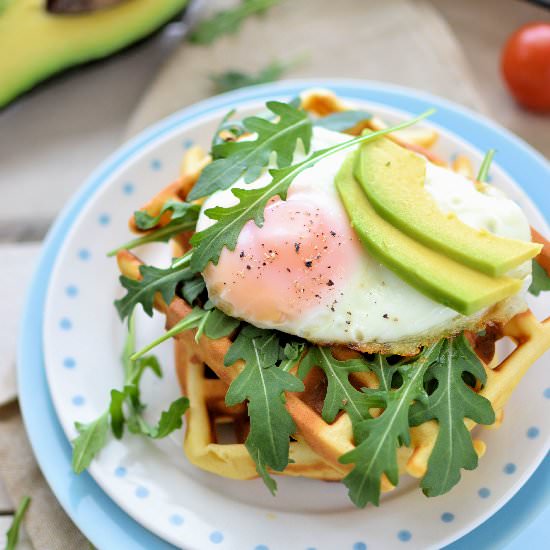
[
  {"xmin": 248, "ymin": 446, "xmax": 278, "ymax": 494},
  {"xmin": 133, "ymin": 200, "xmax": 199, "ymax": 231},
  {"xmin": 190, "ymin": 110, "xmax": 434, "ymax": 272},
  {"xmin": 131, "ymin": 307, "xmax": 205, "ymax": 360},
  {"xmin": 279, "ymin": 341, "xmax": 305, "ymax": 371},
  {"xmin": 211, "ymin": 109, "xmax": 247, "ymax": 152},
  {"xmin": 107, "ymin": 201, "xmax": 200, "ymax": 256},
  {"xmin": 71, "ymin": 412, "xmax": 110, "ymax": 474},
  {"xmin": 125, "ymin": 393, "xmax": 189, "ymax": 439},
  {"xmin": 149, "ymin": 397, "xmax": 190, "ymax": 439},
  {"xmin": 409, "ymin": 335, "xmax": 495, "ymax": 497},
  {"xmin": 203, "ymin": 307, "xmax": 241, "ymax": 339},
  {"xmin": 128, "ymin": 354, "xmax": 162, "ymax": 385},
  {"xmin": 181, "ymin": 275, "xmax": 206, "ymax": 304},
  {"xmin": 339, "ymin": 349, "xmax": 434, "ymax": 507},
  {"xmin": 109, "ymin": 389, "xmax": 126, "ymax": 439},
  {"xmin": 131, "ymin": 305, "xmax": 240, "ymax": 360},
  {"xmin": 188, "ymin": 100, "xmax": 312, "ymax": 200},
  {"xmin": 529, "ymin": 259, "xmax": 550, "ymax": 296},
  {"xmin": 189, "ymin": 0, "xmax": 282, "ymax": 45},
  {"xmin": 224, "ymin": 326, "xmax": 305, "ymax": 493},
  {"xmin": 298, "ymin": 346, "xmax": 380, "ymax": 424},
  {"xmin": 115, "ymin": 264, "xmax": 195, "ymax": 320},
  {"xmin": 314, "ymin": 110, "xmax": 371, "ymax": 132},
  {"xmin": 72, "ymin": 316, "xmax": 190, "ymax": 474},
  {"xmin": 477, "ymin": 149, "xmax": 496, "ymax": 182},
  {"xmin": 5, "ymin": 496, "xmax": 31, "ymax": 550},
  {"xmin": 210, "ymin": 60, "xmax": 290, "ymax": 94}
]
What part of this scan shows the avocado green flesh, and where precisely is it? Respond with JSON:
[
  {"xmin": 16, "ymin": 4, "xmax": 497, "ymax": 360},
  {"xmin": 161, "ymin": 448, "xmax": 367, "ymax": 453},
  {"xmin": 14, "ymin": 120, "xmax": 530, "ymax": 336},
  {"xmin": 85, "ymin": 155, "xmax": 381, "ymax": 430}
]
[
  {"xmin": 336, "ymin": 153, "xmax": 522, "ymax": 316},
  {"xmin": 355, "ymin": 137, "xmax": 541, "ymax": 277},
  {"xmin": 0, "ymin": 0, "xmax": 188, "ymax": 108}
]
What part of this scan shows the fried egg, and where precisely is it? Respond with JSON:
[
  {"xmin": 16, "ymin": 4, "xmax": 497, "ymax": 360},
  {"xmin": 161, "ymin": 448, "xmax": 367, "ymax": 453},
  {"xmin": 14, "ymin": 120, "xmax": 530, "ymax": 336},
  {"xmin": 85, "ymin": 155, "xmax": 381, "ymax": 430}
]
[{"xmin": 196, "ymin": 128, "xmax": 532, "ymax": 353}]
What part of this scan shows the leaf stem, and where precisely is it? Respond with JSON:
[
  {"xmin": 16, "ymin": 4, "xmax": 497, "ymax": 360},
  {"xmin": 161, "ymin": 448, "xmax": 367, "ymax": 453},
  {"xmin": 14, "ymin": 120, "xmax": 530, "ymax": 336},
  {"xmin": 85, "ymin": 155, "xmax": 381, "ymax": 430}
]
[
  {"xmin": 477, "ymin": 149, "xmax": 496, "ymax": 182},
  {"xmin": 172, "ymin": 249, "xmax": 194, "ymax": 269},
  {"xmin": 107, "ymin": 220, "xmax": 197, "ymax": 257},
  {"xmin": 194, "ymin": 309, "xmax": 212, "ymax": 343},
  {"xmin": 130, "ymin": 308, "xmax": 205, "ymax": 360},
  {"xmin": 6, "ymin": 496, "xmax": 31, "ymax": 550}
]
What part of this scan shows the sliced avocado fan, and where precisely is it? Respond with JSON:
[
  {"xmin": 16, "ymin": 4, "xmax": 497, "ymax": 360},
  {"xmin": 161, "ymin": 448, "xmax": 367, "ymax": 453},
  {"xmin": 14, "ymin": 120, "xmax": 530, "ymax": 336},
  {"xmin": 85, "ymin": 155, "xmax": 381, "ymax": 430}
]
[
  {"xmin": 0, "ymin": 0, "xmax": 188, "ymax": 108},
  {"xmin": 335, "ymin": 153, "xmax": 522, "ymax": 316},
  {"xmin": 354, "ymin": 137, "xmax": 541, "ymax": 276}
]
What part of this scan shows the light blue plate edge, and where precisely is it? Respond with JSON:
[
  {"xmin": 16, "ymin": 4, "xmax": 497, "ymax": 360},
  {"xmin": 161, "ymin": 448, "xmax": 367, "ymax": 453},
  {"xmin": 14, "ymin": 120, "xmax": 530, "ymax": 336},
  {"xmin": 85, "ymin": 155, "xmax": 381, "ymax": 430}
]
[{"xmin": 17, "ymin": 78, "xmax": 549, "ymax": 550}]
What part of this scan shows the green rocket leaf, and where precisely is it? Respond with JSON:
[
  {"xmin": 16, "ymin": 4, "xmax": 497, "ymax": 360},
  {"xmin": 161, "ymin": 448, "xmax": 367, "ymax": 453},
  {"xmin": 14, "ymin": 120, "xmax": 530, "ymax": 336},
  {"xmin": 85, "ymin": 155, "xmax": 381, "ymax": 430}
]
[
  {"xmin": 409, "ymin": 335, "xmax": 495, "ymax": 497},
  {"xmin": 181, "ymin": 275, "xmax": 206, "ymax": 304},
  {"xmin": 224, "ymin": 326, "xmax": 305, "ymax": 493},
  {"xmin": 298, "ymin": 346, "xmax": 381, "ymax": 424},
  {"xmin": 115, "ymin": 264, "xmax": 195, "ymax": 320},
  {"xmin": 72, "ymin": 315, "xmax": 190, "ymax": 474},
  {"xmin": 71, "ymin": 412, "xmax": 110, "ymax": 474},
  {"xmin": 133, "ymin": 200, "xmax": 199, "ymax": 231},
  {"xmin": 189, "ymin": 0, "xmax": 283, "ymax": 45},
  {"xmin": 107, "ymin": 201, "xmax": 200, "ymax": 256},
  {"xmin": 339, "ymin": 347, "xmax": 436, "ymax": 507},
  {"xmin": 188, "ymin": 100, "xmax": 312, "ymax": 200},
  {"xmin": 529, "ymin": 259, "xmax": 550, "ymax": 296},
  {"xmin": 210, "ymin": 60, "xmax": 292, "ymax": 94},
  {"xmin": 189, "ymin": 111, "xmax": 434, "ymax": 272},
  {"xmin": 5, "ymin": 496, "xmax": 31, "ymax": 550}
]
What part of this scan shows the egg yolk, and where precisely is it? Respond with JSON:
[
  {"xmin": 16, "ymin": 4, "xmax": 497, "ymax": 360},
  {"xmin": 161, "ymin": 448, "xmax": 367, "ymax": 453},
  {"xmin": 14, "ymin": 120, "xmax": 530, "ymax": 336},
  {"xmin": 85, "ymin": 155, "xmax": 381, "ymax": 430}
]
[{"xmin": 203, "ymin": 191, "xmax": 361, "ymax": 324}]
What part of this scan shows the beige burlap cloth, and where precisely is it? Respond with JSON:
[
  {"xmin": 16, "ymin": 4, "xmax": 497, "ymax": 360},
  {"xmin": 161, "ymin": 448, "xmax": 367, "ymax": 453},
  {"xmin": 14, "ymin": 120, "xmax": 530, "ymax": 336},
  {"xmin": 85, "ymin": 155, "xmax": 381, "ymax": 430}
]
[{"xmin": 0, "ymin": 0, "xmax": 493, "ymax": 547}]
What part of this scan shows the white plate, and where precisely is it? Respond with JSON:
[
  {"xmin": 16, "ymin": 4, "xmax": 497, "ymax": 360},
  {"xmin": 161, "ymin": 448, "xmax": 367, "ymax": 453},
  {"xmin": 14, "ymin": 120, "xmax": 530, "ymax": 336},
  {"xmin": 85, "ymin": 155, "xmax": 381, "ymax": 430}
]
[{"xmin": 41, "ymin": 81, "xmax": 550, "ymax": 550}]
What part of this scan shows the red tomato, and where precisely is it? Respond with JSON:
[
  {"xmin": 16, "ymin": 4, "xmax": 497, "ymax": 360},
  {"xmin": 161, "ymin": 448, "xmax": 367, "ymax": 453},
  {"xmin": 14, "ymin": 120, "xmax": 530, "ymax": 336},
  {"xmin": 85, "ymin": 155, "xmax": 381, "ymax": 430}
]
[{"xmin": 501, "ymin": 22, "xmax": 550, "ymax": 112}]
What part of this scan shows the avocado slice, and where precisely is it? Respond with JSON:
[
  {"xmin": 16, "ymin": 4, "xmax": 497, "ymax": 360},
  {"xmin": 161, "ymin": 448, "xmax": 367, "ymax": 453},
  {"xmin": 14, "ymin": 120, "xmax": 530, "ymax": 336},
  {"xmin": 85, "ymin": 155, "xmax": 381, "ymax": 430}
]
[
  {"xmin": 335, "ymin": 153, "xmax": 522, "ymax": 316},
  {"xmin": 0, "ymin": 0, "xmax": 188, "ymax": 108},
  {"xmin": 354, "ymin": 137, "xmax": 541, "ymax": 276}
]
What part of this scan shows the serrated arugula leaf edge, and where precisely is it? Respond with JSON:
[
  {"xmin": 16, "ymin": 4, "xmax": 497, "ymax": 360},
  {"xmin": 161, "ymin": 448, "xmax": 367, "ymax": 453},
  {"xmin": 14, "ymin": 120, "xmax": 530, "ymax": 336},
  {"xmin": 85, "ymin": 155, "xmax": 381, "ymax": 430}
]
[
  {"xmin": 409, "ymin": 335, "xmax": 495, "ymax": 497},
  {"xmin": 189, "ymin": 110, "xmax": 434, "ymax": 272},
  {"xmin": 72, "ymin": 318, "xmax": 190, "ymax": 474},
  {"xmin": 339, "ymin": 352, "xmax": 432, "ymax": 507}
]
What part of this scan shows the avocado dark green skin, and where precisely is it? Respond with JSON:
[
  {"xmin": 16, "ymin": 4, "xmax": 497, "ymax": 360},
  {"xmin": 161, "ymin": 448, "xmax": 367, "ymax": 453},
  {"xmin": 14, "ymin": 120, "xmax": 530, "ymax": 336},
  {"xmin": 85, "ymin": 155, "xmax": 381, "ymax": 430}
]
[{"xmin": 0, "ymin": 0, "xmax": 188, "ymax": 108}]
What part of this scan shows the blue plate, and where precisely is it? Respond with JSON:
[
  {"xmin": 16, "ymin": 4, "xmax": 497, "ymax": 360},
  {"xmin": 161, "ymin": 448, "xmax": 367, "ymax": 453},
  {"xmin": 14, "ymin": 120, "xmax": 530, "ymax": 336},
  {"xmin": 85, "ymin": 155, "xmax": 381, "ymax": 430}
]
[{"xmin": 18, "ymin": 80, "xmax": 550, "ymax": 549}]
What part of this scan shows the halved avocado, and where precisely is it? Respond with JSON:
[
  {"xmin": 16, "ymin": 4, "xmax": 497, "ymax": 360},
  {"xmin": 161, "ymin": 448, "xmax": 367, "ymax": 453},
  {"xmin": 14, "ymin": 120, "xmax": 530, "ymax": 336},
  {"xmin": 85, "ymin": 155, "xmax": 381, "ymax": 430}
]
[
  {"xmin": 335, "ymin": 153, "xmax": 522, "ymax": 316},
  {"xmin": 0, "ymin": 0, "xmax": 188, "ymax": 108},
  {"xmin": 355, "ymin": 137, "xmax": 541, "ymax": 276}
]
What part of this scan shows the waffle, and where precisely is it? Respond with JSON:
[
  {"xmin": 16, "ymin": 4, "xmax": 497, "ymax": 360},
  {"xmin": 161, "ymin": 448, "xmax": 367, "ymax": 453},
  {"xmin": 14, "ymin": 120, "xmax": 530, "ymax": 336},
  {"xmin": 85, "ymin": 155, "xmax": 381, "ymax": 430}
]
[
  {"xmin": 116, "ymin": 247, "xmax": 550, "ymax": 491},
  {"xmin": 116, "ymin": 89, "xmax": 550, "ymax": 493}
]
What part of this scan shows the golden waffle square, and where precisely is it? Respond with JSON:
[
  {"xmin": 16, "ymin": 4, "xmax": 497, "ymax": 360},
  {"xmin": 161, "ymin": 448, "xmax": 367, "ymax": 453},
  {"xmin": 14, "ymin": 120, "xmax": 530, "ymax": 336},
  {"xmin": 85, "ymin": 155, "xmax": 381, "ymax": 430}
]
[
  {"xmin": 118, "ymin": 250, "xmax": 550, "ymax": 492},
  {"xmin": 115, "ymin": 88, "xmax": 550, "ymax": 496}
]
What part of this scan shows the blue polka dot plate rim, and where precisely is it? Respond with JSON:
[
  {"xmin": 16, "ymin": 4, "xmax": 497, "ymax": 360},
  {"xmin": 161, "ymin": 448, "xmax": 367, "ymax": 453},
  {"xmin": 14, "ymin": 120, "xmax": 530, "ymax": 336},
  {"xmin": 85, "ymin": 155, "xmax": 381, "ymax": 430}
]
[{"xmin": 18, "ymin": 80, "xmax": 550, "ymax": 550}]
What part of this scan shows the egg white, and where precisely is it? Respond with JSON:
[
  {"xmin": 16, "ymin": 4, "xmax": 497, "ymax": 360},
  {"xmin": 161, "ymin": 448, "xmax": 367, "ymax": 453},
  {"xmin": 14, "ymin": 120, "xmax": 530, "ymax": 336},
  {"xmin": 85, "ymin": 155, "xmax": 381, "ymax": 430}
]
[{"xmin": 197, "ymin": 128, "xmax": 531, "ymax": 348}]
